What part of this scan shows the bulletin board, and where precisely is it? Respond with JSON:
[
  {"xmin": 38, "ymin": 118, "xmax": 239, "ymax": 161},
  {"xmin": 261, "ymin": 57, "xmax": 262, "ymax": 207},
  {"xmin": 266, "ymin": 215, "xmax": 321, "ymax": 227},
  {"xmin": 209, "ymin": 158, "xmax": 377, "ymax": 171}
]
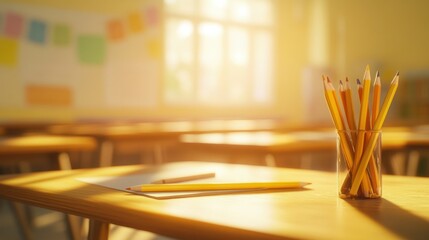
[{"xmin": 0, "ymin": 1, "xmax": 161, "ymax": 113}]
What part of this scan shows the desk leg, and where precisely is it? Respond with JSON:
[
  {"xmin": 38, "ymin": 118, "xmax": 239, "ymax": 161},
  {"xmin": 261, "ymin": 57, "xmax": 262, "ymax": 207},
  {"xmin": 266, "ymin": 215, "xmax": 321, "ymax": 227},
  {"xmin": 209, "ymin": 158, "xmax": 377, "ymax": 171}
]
[
  {"xmin": 264, "ymin": 154, "xmax": 277, "ymax": 167},
  {"xmin": 153, "ymin": 144, "xmax": 164, "ymax": 165},
  {"xmin": 99, "ymin": 140, "xmax": 114, "ymax": 167},
  {"xmin": 10, "ymin": 202, "xmax": 33, "ymax": 240},
  {"xmin": 88, "ymin": 219, "xmax": 109, "ymax": 240}
]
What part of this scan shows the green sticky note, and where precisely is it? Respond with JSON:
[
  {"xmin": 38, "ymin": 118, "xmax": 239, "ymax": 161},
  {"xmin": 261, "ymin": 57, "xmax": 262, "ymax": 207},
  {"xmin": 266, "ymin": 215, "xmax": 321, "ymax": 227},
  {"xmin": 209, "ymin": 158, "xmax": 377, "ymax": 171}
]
[
  {"xmin": 53, "ymin": 24, "xmax": 71, "ymax": 46},
  {"xmin": 0, "ymin": 37, "xmax": 19, "ymax": 67},
  {"xmin": 77, "ymin": 35, "xmax": 106, "ymax": 64}
]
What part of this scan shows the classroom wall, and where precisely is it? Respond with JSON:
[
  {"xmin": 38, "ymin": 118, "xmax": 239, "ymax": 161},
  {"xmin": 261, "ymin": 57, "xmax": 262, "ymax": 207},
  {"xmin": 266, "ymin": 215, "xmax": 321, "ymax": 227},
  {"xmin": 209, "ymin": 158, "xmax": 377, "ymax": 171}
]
[
  {"xmin": 327, "ymin": 0, "xmax": 429, "ymax": 123},
  {"xmin": 0, "ymin": 0, "xmax": 428, "ymax": 124}
]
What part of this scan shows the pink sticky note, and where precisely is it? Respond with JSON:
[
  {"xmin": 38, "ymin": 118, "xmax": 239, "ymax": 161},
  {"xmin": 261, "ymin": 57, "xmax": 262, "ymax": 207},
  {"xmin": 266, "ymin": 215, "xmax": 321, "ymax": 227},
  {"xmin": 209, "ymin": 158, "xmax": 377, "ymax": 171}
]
[
  {"xmin": 4, "ymin": 12, "xmax": 24, "ymax": 38},
  {"xmin": 145, "ymin": 6, "xmax": 159, "ymax": 27}
]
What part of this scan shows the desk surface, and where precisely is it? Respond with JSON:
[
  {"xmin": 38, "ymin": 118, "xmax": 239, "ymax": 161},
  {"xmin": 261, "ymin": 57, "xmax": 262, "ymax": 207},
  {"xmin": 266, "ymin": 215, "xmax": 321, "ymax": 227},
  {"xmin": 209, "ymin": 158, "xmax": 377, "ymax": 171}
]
[
  {"xmin": 180, "ymin": 128, "xmax": 429, "ymax": 153},
  {"xmin": 0, "ymin": 135, "xmax": 97, "ymax": 154},
  {"xmin": 46, "ymin": 119, "xmax": 296, "ymax": 139},
  {"xmin": 0, "ymin": 161, "xmax": 428, "ymax": 240}
]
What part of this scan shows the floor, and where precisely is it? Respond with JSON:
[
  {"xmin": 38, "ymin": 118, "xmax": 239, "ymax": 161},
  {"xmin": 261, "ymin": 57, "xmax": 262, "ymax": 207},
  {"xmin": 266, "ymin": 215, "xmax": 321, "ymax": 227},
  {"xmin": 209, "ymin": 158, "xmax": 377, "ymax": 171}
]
[{"xmin": 0, "ymin": 200, "xmax": 173, "ymax": 240}]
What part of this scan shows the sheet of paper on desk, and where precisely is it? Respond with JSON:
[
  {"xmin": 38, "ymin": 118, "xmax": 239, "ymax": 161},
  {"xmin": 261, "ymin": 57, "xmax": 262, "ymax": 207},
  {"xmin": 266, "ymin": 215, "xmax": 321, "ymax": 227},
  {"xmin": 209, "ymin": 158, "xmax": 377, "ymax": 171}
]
[{"xmin": 77, "ymin": 174, "xmax": 254, "ymax": 200}]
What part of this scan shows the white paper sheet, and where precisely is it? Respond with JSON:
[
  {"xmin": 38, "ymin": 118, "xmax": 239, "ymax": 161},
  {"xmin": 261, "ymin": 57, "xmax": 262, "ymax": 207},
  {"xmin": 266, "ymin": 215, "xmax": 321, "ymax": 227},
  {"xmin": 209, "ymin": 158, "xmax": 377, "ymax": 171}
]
[{"xmin": 77, "ymin": 173, "xmax": 255, "ymax": 200}]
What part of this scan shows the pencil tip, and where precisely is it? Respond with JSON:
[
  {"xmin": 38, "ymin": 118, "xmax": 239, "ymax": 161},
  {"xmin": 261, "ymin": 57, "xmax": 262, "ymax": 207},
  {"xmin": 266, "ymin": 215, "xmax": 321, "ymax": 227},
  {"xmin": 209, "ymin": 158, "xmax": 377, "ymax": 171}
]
[
  {"xmin": 364, "ymin": 65, "xmax": 371, "ymax": 80},
  {"xmin": 356, "ymin": 78, "xmax": 361, "ymax": 85},
  {"xmin": 396, "ymin": 71, "xmax": 400, "ymax": 76},
  {"xmin": 376, "ymin": 70, "xmax": 380, "ymax": 78},
  {"xmin": 327, "ymin": 76, "xmax": 332, "ymax": 83},
  {"xmin": 339, "ymin": 80, "xmax": 343, "ymax": 85}
]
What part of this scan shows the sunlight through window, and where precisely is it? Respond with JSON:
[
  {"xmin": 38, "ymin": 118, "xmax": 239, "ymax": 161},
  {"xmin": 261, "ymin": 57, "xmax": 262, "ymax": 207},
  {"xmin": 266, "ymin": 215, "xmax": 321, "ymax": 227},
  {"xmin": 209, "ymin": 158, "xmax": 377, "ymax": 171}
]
[{"xmin": 164, "ymin": 0, "xmax": 275, "ymax": 106}]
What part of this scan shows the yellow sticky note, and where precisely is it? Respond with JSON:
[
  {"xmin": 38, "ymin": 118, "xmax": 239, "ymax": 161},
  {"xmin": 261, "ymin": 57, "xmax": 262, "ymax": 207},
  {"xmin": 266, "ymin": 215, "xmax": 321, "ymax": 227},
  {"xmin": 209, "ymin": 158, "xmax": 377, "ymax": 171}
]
[
  {"xmin": 146, "ymin": 38, "xmax": 161, "ymax": 59},
  {"xmin": 0, "ymin": 37, "xmax": 19, "ymax": 67}
]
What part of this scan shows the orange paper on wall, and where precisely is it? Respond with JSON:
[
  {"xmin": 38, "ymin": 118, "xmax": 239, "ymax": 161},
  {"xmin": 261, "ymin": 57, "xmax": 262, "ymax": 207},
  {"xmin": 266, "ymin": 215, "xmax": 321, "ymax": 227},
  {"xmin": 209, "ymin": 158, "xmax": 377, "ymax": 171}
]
[{"xmin": 26, "ymin": 85, "xmax": 72, "ymax": 107}]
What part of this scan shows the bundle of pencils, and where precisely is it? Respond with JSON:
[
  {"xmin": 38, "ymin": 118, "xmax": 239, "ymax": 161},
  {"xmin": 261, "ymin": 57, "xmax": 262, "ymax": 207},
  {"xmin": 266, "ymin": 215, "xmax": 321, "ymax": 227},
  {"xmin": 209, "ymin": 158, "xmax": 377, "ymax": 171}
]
[{"xmin": 322, "ymin": 65, "xmax": 399, "ymax": 198}]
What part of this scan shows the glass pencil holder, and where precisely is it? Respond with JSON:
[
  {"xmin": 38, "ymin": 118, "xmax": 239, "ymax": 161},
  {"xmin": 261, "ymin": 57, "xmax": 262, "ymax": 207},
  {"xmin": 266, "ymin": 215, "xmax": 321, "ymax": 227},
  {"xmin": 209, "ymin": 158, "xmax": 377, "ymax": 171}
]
[{"xmin": 337, "ymin": 130, "xmax": 382, "ymax": 199}]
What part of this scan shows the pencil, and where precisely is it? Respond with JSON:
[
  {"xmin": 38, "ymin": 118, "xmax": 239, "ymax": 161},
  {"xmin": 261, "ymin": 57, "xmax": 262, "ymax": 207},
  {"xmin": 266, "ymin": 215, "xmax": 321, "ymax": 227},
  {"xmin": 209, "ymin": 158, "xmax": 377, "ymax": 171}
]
[
  {"xmin": 352, "ymin": 65, "xmax": 373, "ymax": 196},
  {"xmin": 357, "ymin": 78, "xmax": 362, "ymax": 100},
  {"xmin": 367, "ymin": 70, "xmax": 382, "ymax": 192},
  {"xmin": 151, "ymin": 172, "xmax": 216, "ymax": 184},
  {"xmin": 350, "ymin": 72, "xmax": 399, "ymax": 195},
  {"xmin": 339, "ymin": 80, "xmax": 347, "ymax": 114},
  {"xmin": 344, "ymin": 77, "xmax": 357, "ymax": 133},
  {"xmin": 323, "ymin": 76, "xmax": 354, "ymax": 171},
  {"xmin": 126, "ymin": 181, "xmax": 311, "ymax": 192},
  {"xmin": 371, "ymin": 71, "xmax": 381, "ymax": 128}
]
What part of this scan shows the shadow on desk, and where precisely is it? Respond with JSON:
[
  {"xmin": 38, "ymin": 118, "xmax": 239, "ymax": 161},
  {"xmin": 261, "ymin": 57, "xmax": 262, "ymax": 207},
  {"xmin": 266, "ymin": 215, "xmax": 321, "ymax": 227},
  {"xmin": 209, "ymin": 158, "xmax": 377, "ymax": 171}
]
[{"xmin": 345, "ymin": 198, "xmax": 429, "ymax": 240}]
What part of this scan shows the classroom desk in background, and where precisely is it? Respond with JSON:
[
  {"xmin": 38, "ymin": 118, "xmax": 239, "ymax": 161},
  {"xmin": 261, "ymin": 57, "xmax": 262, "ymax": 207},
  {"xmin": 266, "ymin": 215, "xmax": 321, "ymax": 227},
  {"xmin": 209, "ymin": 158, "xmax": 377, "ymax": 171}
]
[
  {"xmin": 0, "ymin": 161, "xmax": 428, "ymax": 240},
  {"xmin": 46, "ymin": 119, "xmax": 293, "ymax": 167},
  {"xmin": 179, "ymin": 127, "xmax": 429, "ymax": 174},
  {"xmin": 0, "ymin": 134, "xmax": 97, "ymax": 170},
  {"xmin": 0, "ymin": 134, "xmax": 97, "ymax": 240}
]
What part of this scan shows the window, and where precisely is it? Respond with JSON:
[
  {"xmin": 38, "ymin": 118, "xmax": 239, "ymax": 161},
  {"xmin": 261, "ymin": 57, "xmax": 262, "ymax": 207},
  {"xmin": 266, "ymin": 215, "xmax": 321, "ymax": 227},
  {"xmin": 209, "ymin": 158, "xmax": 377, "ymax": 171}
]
[{"xmin": 164, "ymin": 0, "xmax": 275, "ymax": 106}]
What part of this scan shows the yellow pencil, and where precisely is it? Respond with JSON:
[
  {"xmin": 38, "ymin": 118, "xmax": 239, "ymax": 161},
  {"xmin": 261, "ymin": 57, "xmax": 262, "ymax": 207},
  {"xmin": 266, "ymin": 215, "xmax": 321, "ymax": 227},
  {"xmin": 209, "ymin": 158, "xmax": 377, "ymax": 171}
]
[
  {"xmin": 371, "ymin": 71, "xmax": 381, "ymax": 128},
  {"xmin": 350, "ymin": 72, "xmax": 399, "ymax": 195},
  {"xmin": 322, "ymin": 76, "xmax": 354, "ymax": 170},
  {"xmin": 352, "ymin": 65, "xmax": 373, "ymax": 196},
  {"xmin": 126, "ymin": 181, "xmax": 311, "ymax": 192},
  {"xmin": 354, "ymin": 66, "xmax": 371, "ymax": 163}
]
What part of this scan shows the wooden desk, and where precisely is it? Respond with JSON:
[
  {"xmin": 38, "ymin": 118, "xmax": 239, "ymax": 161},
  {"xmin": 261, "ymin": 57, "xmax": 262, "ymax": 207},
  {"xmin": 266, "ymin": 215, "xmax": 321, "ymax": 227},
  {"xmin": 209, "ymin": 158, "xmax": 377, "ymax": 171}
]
[
  {"xmin": 179, "ymin": 128, "xmax": 429, "ymax": 152},
  {"xmin": 179, "ymin": 128, "xmax": 429, "ymax": 171},
  {"xmin": 0, "ymin": 134, "xmax": 97, "ymax": 240},
  {"xmin": 47, "ymin": 119, "xmax": 291, "ymax": 166},
  {"xmin": 0, "ymin": 161, "xmax": 428, "ymax": 240},
  {"xmin": 0, "ymin": 135, "xmax": 97, "ymax": 154}
]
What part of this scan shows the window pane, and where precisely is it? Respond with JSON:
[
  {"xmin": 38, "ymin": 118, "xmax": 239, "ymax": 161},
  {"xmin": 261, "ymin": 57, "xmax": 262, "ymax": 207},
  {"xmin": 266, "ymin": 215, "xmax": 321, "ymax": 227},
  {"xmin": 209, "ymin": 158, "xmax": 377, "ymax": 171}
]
[
  {"xmin": 251, "ymin": 0, "xmax": 274, "ymax": 25},
  {"xmin": 226, "ymin": 26, "xmax": 249, "ymax": 103},
  {"xmin": 229, "ymin": 0, "xmax": 251, "ymax": 23},
  {"xmin": 198, "ymin": 22, "xmax": 224, "ymax": 103},
  {"xmin": 200, "ymin": 0, "xmax": 228, "ymax": 20},
  {"xmin": 164, "ymin": 18, "xmax": 195, "ymax": 104},
  {"xmin": 253, "ymin": 31, "xmax": 273, "ymax": 103},
  {"xmin": 165, "ymin": 0, "xmax": 195, "ymax": 15}
]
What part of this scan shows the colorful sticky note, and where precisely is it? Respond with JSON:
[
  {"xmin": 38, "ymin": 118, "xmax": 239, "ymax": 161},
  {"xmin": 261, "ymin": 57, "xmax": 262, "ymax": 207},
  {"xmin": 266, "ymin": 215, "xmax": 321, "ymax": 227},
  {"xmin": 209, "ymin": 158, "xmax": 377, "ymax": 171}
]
[
  {"xmin": 4, "ymin": 12, "xmax": 24, "ymax": 38},
  {"xmin": 146, "ymin": 38, "xmax": 161, "ymax": 59},
  {"xmin": 128, "ymin": 12, "xmax": 144, "ymax": 33},
  {"xmin": 107, "ymin": 19, "xmax": 125, "ymax": 41},
  {"xmin": 28, "ymin": 19, "xmax": 47, "ymax": 44},
  {"xmin": 77, "ymin": 35, "xmax": 106, "ymax": 64},
  {"xmin": 0, "ymin": 14, "xmax": 4, "ymax": 34},
  {"xmin": 26, "ymin": 84, "xmax": 72, "ymax": 107},
  {"xmin": 0, "ymin": 37, "xmax": 19, "ymax": 67},
  {"xmin": 145, "ymin": 6, "xmax": 159, "ymax": 27},
  {"xmin": 53, "ymin": 24, "xmax": 71, "ymax": 46}
]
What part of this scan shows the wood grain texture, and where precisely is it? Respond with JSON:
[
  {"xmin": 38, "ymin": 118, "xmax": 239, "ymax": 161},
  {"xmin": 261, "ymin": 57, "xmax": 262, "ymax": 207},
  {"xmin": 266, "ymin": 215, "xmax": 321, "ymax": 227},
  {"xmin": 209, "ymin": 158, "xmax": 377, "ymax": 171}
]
[{"xmin": 0, "ymin": 162, "xmax": 428, "ymax": 240}]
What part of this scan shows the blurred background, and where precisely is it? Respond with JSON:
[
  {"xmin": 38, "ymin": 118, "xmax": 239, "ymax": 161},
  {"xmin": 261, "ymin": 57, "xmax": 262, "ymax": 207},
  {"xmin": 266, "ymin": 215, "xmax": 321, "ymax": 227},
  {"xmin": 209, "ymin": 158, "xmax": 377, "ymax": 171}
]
[{"xmin": 0, "ymin": 0, "xmax": 428, "ymax": 126}]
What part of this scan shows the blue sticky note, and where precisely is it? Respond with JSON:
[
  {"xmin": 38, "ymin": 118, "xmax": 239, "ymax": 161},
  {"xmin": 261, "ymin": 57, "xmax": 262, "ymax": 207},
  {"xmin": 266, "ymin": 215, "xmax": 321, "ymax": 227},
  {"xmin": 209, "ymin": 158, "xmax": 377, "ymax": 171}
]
[{"xmin": 28, "ymin": 19, "xmax": 47, "ymax": 44}]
